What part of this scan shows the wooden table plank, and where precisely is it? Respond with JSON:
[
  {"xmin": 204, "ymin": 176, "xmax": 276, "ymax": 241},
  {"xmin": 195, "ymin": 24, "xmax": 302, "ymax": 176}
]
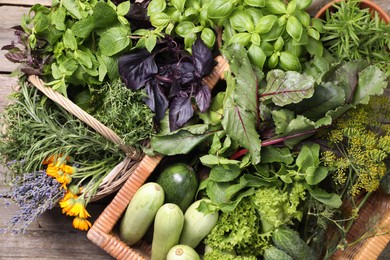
[{"xmin": 0, "ymin": 0, "xmax": 51, "ymax": 6}]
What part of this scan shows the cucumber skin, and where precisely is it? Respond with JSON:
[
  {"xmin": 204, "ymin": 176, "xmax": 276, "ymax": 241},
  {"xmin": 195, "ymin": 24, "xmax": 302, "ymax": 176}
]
[
  {"xmin": 167, "ymin": 245, "xmax": 200, "ymax": 260},
  {"xmin": 264, "ymin": 246, "xmax": 293, "ymax": 260},
  {"xmin": 152, "ymin": 203, "xmax": 184, "ymax": 260},
  {"xmin": 272, "ymin": 226, "xmax": 317, "ymax": 260},
  {"xmin": 119, "ymin": 182, "xmax": 164, "ymax": 246},
  {"xmin": 179, "ymin": 199, "xmax": 219, "ymax": 248}
]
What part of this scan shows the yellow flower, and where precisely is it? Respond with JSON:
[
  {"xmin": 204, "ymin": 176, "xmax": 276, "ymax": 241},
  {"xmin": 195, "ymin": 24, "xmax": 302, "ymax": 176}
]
[
  {"xmin": 46, "ymin": 163, "xmax": 60, "ymax": 178},
  {"xmin": 59, "ymin": 197, "xmax": 76, "ymax": 214},
  {"xmin": 72, "ymin": 217, "xmax": 92, "ymax": 231},
  {"xmin": 66, "ymin": 197, "xmax": 91, "ymax": 218},
  {"xmin": 55, "ymin": 172, "xmax": 72, "ymax": 189},
  {"xmin": 61, "ymin": 164, "xmax": 76, "ymax": 174},
  {"xmin": 43, "ymin": 154, "xmax": 70, "ymax": 165}
]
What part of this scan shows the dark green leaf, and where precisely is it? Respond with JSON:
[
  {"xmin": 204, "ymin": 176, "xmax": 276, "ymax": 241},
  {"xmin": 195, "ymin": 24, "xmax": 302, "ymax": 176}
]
[
  {"xmin": 308, "ymin": 186, "xmax": 342, "ymax": 208},
  {"xmin": 305, "ymin": 166, "xmax": 328, "ymax": 185},
  {"xmin": 260, "ymin": 146, "xmax": 294, "ymax": 164},
  {"xmin": 151, "ymin": 125, "xmax": 215, "ymax": 155},
  {"xmin": 209, "ymin": 164, "xmax": 241, "ymax": 182},
  {"xmin": 296, "ymin": 144, "xmax": 320, "ymax": 172}
]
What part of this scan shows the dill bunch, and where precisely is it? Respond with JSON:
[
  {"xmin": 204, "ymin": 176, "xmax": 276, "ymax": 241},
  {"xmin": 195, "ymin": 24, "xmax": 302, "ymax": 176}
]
[{"xmin": 321, "ymin": 95, "xmax": 390, "ymax": 197}]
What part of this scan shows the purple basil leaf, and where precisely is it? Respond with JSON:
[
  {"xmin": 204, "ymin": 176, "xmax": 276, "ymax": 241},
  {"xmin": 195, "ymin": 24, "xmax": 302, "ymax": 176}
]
[
  {"xmin": 195, "ymin": 84, "xmax": 211, "ymax": 113},
  {"xmin": 144, "ymin": 81, "xmax": 169, "ymax": 122},
  {"xmin": 176, "ymin": 61, "xmax": 196, "ymax": 85},
  {"xmin": 4, "ymin": 51, "xmax": 24, "ymax": 63},
  {"xmin": 118, "ymin": 49, "xmax": 158, "ymax": 90},
  {"xmin": 169, "ymin": 91, "xmax": 194, "ymax": 131},
  {"xmin": 192, "ymin": 38, "xmax": 214, "ymax": 78},
  {"xmin": 125, "ymin": 2, "xmax": 152, "ymax": 30},
  {"xmin": 168, "ymin": 80, "xmax": 181, "ymax": 98}
]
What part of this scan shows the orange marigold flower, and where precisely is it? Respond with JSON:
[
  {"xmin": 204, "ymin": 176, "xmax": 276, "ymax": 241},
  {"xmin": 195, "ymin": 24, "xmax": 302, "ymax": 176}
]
[
  {"xmin": 66, "ymin": 198, "xmax": 91, "ymax": 218},
  {"xmin": 59, "ymin": 197, "xmax": 76, "ymax": 214},
  {"xmin": 46, "ymin": 163, "xmax": 60, "ymax": 178},
  {"xmin": 43, "ymin": 154, "xmax": 70, "ymax": 165},
  {"xmin": 61, "ymin": 191, "xmax": 78, "ymax": 202},
  {"xmin": 72, "ymin": 217, "xmax": 92, "ymax": 231},
  {"xmin": 61, "ymin": 164, "xmax": 76, "ymax": 174}
]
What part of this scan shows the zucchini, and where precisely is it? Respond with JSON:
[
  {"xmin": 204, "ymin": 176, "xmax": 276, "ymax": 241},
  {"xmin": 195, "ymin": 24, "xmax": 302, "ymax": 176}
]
[
  {"xmin": 272, "ymin": 226, "xmax": 317, "ymax": 260},
  {"xmin": 167, "ymin": 245, "xmax": 200, "ymax": 260},
  {"xmin": 264, "ymin": 246, "xmax": 293, "ymax": 260},
  {"xmin": 179, "ymin": 199, "xmax": 219, "ymax": 248},
  {"xmin": 157, "ymin": 163, "xmax": 198, "ymax": 212},
  {"xmin": 119, "ymin": 182, "xmax": 164, "ymax": 245},
  {"xmin": 151, "ymin": 203, "xmax": 184, "ymax": 260}
]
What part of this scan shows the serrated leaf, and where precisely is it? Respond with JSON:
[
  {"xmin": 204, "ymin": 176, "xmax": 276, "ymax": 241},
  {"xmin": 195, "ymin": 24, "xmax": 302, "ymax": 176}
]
[
  {"xmin": 98, "ymin": 27, "xmax": 131, "ymax": 56},
  {"xmin": 262, "ymin": 69, "xmax": 315, "ymax": 106},
  {"xmin": 52, "ymin": 6, "xmax": 67, "ymax": 31},
  {"xmin": 93, "ymin": 1, "xmax": 119, "ymax": 28},
  {"xmin": 72, "ymin": 16, "xmax": 94, "ymax": 38},
  {"xmin": 63, "ymin": 29, "xmax": 77, "ymax": 50}
]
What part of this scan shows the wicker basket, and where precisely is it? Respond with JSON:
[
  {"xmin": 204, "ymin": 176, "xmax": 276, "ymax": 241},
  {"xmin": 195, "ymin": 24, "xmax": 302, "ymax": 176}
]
[
  {"xmin": 86, "ymin": 54, "xmax": 390, "ymax": 259},
  {"xmin": 28, "ymin": 75, "xmax": 148, "ymax": 202}
]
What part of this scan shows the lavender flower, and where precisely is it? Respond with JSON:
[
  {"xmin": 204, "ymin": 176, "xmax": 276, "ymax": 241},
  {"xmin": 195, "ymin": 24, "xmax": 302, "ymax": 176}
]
[{"xmin": 0, "ymin": 170, "xmax": 64, "ymax": 233}]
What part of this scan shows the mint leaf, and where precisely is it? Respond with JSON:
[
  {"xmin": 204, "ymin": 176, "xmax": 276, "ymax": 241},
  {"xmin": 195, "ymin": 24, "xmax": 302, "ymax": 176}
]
[
  {"xmin": 72, "ymin": 16, "xmax": 94, "ymax": 38},
  {"xmin": 98, "ymin": 27, "xmax": 131, "ymax": 56},
  {"xmin": 51, "ymin": 6, "xmax": 67, "ymax": 31},
  {"xmin": 209, "ymin": 164, "xmax": 241, "ymax": 182},
  {"xmin": 63, "ymin": 29, "xmax": 77, "ymax": 50},
  {"xmin": 93, "ymin": 1, "xmax": 119, "ymax": 29},
  {"xmin": 62, "ymin": 0, "xmax": 83, "ymax": 19}
]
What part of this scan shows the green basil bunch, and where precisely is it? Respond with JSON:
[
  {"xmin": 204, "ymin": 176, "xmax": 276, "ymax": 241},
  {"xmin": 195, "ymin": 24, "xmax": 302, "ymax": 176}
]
[
  {"xmin": 147, "ymin": 0, "xmax": 324, "ymax": 72},
  {"xmin": 148, "ymin": 0, "xmax": 216, "ymax": 50}
]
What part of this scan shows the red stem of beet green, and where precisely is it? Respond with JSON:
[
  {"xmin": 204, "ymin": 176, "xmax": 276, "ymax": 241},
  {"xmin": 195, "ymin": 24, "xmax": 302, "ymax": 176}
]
[{"xmin": 229, "ymin": 128, "xmax": 320, "ymax": 160}]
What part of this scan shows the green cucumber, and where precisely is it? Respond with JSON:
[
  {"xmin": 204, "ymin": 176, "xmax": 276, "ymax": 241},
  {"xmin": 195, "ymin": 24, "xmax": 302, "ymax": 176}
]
[
  {"xmin": 151, "ymin": 203, "xmax": 184, "ymax": 260},
  {"xmin": 179, "ymin": 199, "xmax": 219, "ymax": 248},
  {"xmin": 264, "ymin": 246, "xmax": 293, "ymax": 260},
  {"xmin": 272, "ymin": 226, "xmax": 317, "ymax": 260},
  {"xmin": 157, "ymin": 163, "xmax": 198, "ymax": 212},
  {"xmin": 119, "ymin": 182, "xmax": 164, "ymax": 245},
  {"xmin": 167, "ymin": 245, "xmax": 200, "ymax": 260}
]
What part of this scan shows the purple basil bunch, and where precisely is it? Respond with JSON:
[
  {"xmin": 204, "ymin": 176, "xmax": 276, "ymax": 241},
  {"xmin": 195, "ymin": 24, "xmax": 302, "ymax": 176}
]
[{"xmin": 118, "ymin": 37, "xmax": 214, "ymax": 131}]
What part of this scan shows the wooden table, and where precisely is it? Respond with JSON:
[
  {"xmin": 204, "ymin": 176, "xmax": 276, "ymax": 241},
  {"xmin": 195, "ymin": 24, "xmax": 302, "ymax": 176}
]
[{"xmin": 0, "ymin": 0, "xmax": 389, "ymax": 259}]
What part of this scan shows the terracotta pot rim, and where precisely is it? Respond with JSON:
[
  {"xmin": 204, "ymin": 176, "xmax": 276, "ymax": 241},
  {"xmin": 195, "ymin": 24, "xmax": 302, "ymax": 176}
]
[{"xmin": 314, "ymin": 0, "xmax": 390, "ymax": 24}]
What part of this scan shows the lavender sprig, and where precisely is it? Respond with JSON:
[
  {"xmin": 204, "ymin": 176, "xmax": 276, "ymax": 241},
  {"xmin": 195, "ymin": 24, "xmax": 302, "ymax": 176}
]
[{"xmin": 1, "ymin": 170, "xmax": 64, "ymax": 233}]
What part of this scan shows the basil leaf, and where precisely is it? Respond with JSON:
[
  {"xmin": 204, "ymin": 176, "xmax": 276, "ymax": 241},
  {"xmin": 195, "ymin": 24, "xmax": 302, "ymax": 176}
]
[
  {"xmin": 248, "ymin": 44, "xmax": 266, "ymax": 69},
  {"xmin": 244, "ymin": 0, "xmax": 265, "ymax": 7},
  {"xmin": 286, "ymin": 16, "xmax": 303, "ymax": 41},
  {"xmin": 116, "ymin": 1, "xmax": 131, "ymax": 16},
  {"xmin": 207, "ymin": 0, "xmax": 233, "ymax": 19},
  {"xmin": 99, "ymin": 27, "xmax": 131, "ymax": 56},
  {"xmin": 147, "ymin": 0, "xmax": 167, "ymax": 15},
  {"xmin": 228, "ymin": 33, "xmax": 251, "ymax": 46},
  {"xmin": 279, "ymin": 51, "xmax": 302, "ymax": 71},
  {"xmin": 265, "ymin": 0, "xmax": 287, "ymax": 14},
  {"xmin": 150, "ymin": 13, "xmax": 170, "ymax": 28},
  {"xmin": 175, "ymin": 21, "xmax": 195, "ymax": 37},
  {"xmin": 201, "ymin": 28, "xmax": 216, "ymax": 48},
  {"xmin": 230, "ymin": 10, "xmax": 254, "ymax": 32},
  {"xmin": 171, "ymin": 0, "xmax": 186, "ymax": 12},
  {"xmin": 255, "ymin": 15, "xmax": 277, "ymax": 34}
]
